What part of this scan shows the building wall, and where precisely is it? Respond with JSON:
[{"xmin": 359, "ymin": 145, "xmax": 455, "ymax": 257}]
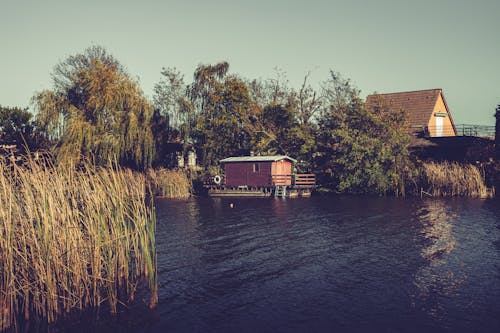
[
  {"xmin": 271, "ymin": 160, "xmax": 293, "ymax": 186},
  {"xmin": 224, "ymin": 160, "xmax": 293, "ymax": 187},
  {"xmin": 428, "ymin": 94, "xmax": 456, "ymax": 137},
  {"xmin": 225, "ymin": 162, "xmax": 272, "ymax": 187}
]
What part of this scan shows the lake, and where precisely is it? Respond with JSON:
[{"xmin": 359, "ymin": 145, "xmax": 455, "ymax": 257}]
[{"xmin": 73, "ymin": 195, "xmax": 500, "ymax": 332}]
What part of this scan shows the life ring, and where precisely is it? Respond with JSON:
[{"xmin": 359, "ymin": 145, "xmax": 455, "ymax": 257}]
[{"xmin": 213, "ymin": 175, "xmax": 221, "ymax": 185}]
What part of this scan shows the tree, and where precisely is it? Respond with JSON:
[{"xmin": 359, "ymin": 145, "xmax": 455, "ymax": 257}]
[
  {"xmin": 292, "ymin": 71, "xmax": 322, "ymax": 126},
  {"xmin": 245, "ymin": 71, "xmax": 318, "ymax": 171},
  {"xmin": 246, "ymin": 68, "xmax": 292, "ymax": 110},
  {"xmin": 0, "ymin": 105, "xmax": 33, "ymax": 147},
  {"xmin": 316, "ymin": 71, "xmax": 361, "ymax": 184},
  {"xmin": 153, "ymin": 67, "xmax": 194, "ymax": 133},
  {"xmin": 33, "ymin": 46, "xmax": 154, "ymax": 170},
  {"xmin": 152, "ymin": 67, "xmax": 194, "ymax": 166},
  {"xmin": 333, "ymin": 102, "xmax": 412, "ymax": 195},
  {"xmin": 316, "ymin": 71, "xmax": 413, "ymax": 195},
  {"xmin": 189, "ymin": 62, "xmax": 252, "ymax": 167}
]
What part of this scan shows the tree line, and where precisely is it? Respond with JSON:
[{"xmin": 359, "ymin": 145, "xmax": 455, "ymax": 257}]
[{"xmin": 0, "ymin": 46, "xmax": 414, "ymax": 195}]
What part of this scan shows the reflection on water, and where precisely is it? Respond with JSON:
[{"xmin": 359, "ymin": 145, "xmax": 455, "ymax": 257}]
[
  {"xmin": 412, "ymin": 200, "xmax": 465, "ymax": 323},
  {"xmin": 418, "ymin": 200, "xmax": 458, "ymax": 261}
]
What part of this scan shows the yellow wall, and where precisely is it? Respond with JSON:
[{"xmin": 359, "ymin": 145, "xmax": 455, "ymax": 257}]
[{"xmin": 427, "ymin": 93, "xmax": 456, "ymax": 137}]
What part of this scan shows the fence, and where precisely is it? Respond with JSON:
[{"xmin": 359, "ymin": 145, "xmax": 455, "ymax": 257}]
[
  {"xmin": 271, "ymin": 174, "xmax": 316, "ymax": 187},
  {"xmin": 411, "ymin": 124, "xmax": 495, "ymax": 138}
]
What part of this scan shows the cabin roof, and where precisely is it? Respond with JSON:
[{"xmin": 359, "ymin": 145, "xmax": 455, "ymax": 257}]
[
  {"xmin": 220, "ymin": 155, "xmax": 297, "ymax": 163},
  {"xmin": 365, "ymin": 88, "xmax": 445, "ymax": 129}
]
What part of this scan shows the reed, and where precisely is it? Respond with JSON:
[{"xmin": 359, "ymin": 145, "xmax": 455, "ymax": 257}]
[
  {"xmin": 0, "ymin": 158, "xmax": 157, "ymax": 331},
  {"xmin": 419, "ymin": 161, "xmax": 492, "ymax": 198},
  {"xmin": 147, "ymin": 168, "xmax": 191, "ymax": 199}
]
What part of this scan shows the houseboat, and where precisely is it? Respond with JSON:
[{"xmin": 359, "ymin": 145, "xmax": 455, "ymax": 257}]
[{"xmin": 206, "ymin": 155, "xmax": 316, "ymax": 198}]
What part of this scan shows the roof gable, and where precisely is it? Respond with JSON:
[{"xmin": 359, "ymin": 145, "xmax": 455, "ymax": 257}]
[
  {"xmin": 366, "ymin": 89, "xmax": 443, "ymax": 129},
  {"xmin": 220, "ymin": 155, "xmax": 297, "ymax": 163}
]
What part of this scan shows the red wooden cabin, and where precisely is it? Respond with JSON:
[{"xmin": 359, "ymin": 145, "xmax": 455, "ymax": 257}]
[
  {"xmin": 208, "ymin": 155, "xmax": 315, "ymax": 197},
  {"xmin": 221, "ymin": 155, "xmax": 294, "ymax": 187}
]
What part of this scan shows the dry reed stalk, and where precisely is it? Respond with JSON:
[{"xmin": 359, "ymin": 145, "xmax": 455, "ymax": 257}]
[
  {"xmin": 0, "ymin": 158, "xmax": 157, "ymax": 331},
  {"xmin": 420, "ymin": 161, "xmax": 491, "ymax": 198},
  {"xmin": 147, "ymin": 168, "xmax": 191, "ymax": 199}
]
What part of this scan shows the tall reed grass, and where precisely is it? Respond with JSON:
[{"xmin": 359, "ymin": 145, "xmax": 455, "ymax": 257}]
[
  {"xmin": 419, "ymin": 161, "xmax": 492, "ymax": 198},
  {"xmin": 0, "ymin": 158, "xmax": 157, "ymax": 331},
  {"xmin": 147, "ymin": 168, "xmax": 191, "ymax": 199}
]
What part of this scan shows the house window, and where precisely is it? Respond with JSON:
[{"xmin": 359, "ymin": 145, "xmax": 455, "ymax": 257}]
[{"xmin": 253, "ymin": 163, "xmax": 259, "ymax": 172}]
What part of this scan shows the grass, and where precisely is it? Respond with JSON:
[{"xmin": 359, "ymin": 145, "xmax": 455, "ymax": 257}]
[
  {"xmin": 419, "ymin": 161, "xmax": 493, "ymax": 198},
  {"xmin": 147, "ymin": 168, "xmax": 191, "ymax": 199},
  {"xmin": 0, "ymin": 158, "xmax": 157, "ymax": 331}
]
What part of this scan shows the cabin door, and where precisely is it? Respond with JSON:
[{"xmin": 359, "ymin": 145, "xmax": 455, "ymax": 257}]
[
  {"xmin": 435, "ymin": 116, "xmax": 444, "ymax": 137},
  {"xmin": 276, "ymin": 161, "xmax": 283, "ymax": 174}
]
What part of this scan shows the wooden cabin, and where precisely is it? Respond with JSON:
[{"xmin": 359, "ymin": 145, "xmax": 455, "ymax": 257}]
[
  {"xmin": 221, "ymin": 155, "xmax": 294, "ymax": 187},
  {"xmin": 366, "ymin": 89, "xmax": 457, "ymax": 137},
  {"xmin": 206, "ymin": 155, "xmax": 315, "ymax": 197}
]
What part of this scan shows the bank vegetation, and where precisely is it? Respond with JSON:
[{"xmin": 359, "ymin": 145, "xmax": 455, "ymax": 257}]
[
  {"xmin": 0, "ymin": 159, "xmax": 157, "ymax": 331},
  {"xmin": 1, "ymin": 45, "xmax": 497, "ymax": 198},
  {"xmin": 418, "ymin": 161, "xmax": 493, "ymax": 198},
  {"xmin": 147, "ymin": 168, "xmax": 191, "ymax": 199}
]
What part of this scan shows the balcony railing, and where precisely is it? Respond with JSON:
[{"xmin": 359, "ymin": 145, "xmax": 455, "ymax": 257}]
[
  {"xmin": 204, "ymin": 173, "xmax": 316, "ymax": 188},
  {"xmin": 271, "ymin": 174, "xmax": 316, "ymax": 187},
  {"xmin": 454, "ymin": 124, "xmax": 496, "ymax": 137},
  {"xmin": 411, "ymin": 124, "xmax": 495, "ymax": 138}
]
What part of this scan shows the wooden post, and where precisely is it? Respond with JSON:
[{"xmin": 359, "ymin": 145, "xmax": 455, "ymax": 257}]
[{"xmin": 495, "ymin": 104, "xmax": 500, "ymax": 158}]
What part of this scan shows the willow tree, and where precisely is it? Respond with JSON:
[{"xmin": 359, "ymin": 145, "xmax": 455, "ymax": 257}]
[
  {"xmin": 189, "ymin": 62, "xmax": 253, "ymax": 167},
  {"xmin": 33, "ymin": 46, "xmax": 154, "ymax": 170}
]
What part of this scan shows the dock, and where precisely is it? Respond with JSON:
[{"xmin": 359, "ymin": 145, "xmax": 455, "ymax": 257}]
[{"xmin": 206, "ymin": 174, "xmax": 316, "ymax": 198}]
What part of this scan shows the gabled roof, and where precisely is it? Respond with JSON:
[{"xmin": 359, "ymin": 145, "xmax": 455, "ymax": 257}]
[
  {"xmin": 365, "ymin": 89, "xmax": 445, "ymax": 129},
  {"xmin": 220, "ymin": 155, "xmax": 297, "ymax": 163}
]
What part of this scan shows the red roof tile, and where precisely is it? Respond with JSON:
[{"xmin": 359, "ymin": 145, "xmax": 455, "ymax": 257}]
[{"xmin": 366, "ymin": 89, "xmax": 442, "ymax": 130}]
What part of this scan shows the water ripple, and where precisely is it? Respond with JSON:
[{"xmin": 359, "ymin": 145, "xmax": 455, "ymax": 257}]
[{"xmin": 153, "ymin": 196, "xmax": 500, "ymax": 333}]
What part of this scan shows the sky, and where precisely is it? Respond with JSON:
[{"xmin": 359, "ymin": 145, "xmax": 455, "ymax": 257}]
[{"xmin": 1, "ymin": 0, "xmax": 499, "ymax": 125}]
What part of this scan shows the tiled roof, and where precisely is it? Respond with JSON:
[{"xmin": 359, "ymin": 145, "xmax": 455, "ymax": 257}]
[
  {"xmin": 220, "ymin": 155, "xmax": 297, "ymax": 163},
  {"xmin": 365, "ymin": 89, "xmax": 443, "ymax": 129}
]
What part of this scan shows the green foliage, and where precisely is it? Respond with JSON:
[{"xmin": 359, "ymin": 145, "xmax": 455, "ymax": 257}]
[
  {"xmin": 26, "ymin": 46, "xmax": 417, "ymax": 195},
  {"xmin": 316, "ymin": 71, "xmax": 413, "ymax": 195},
  {"xmin": 152, "ymin": 67, "xmax": 194, "ymax": 167},
  {"xmin": 252, "ymin": 103, "xmax": 316, "ymax": 171},
  {"xmin": 189, "ymin": 62, "xmax": 252, "ymax": 166},
  {"xmin": 292, "ymin": 71, "xmax": 322, "ymax": 126},
  {"xmin": 16, "ymin": 47, "xmax": 423, "ymax": 196},
  {"xmin": 150, "ymin": 109, "xmax": 172, "ymax": 167},
  {"xmin": 33, "ymin": 46, "xmax": 154, "ymax": 170},
  {"xmin": 0, "ymin": 105, "xmax": 33, "ymax": 146},
  {"xmin": 244, "ymin": 72, "xmax": 319, "ymax": 171},
  {"xmin": 150, "ymin": 64, "xmax": 318, "ymax": 173}
]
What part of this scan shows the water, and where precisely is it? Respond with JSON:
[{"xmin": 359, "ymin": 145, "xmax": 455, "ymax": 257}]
[{"xmin": 75, "ymin": 196, "xmax": 500, "ymax": 332}]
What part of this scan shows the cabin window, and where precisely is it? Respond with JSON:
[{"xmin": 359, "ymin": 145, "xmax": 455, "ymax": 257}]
[{"xmin": 253, "ymin": 163, "xmax": 259, "ymax": 172}]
